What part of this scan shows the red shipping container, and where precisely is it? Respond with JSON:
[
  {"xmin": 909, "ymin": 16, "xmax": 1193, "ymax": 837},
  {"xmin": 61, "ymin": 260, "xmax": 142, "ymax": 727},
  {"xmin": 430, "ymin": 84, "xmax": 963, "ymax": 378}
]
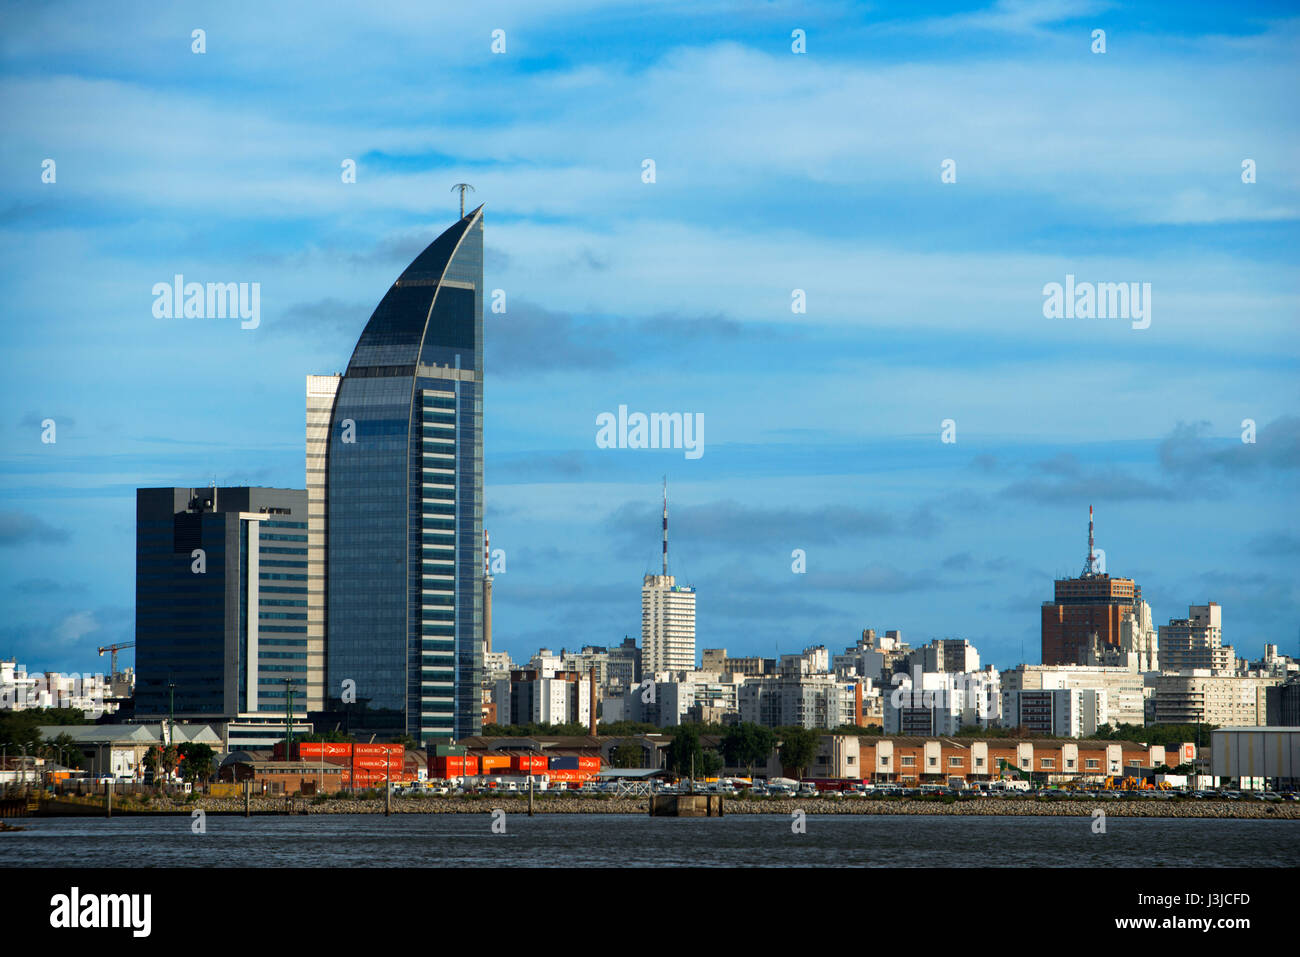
[{"xmin": 578, "ymin": 756, "xmax": 601, "ymax": 770}]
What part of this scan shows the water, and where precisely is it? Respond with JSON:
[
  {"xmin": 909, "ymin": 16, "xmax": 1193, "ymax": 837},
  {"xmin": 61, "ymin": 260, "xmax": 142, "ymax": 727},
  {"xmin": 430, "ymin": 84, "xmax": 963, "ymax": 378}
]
[{"xmin": 5, "ymin": 814, "xmax": 1298, "ymax": 867}]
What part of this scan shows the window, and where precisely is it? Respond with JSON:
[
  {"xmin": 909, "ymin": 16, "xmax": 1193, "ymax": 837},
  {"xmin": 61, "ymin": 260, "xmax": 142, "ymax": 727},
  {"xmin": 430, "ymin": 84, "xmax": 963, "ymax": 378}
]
[
  {"xmin": 1085, "ymin": 759, "xmax": 1099, "ymax": 769},
  {"xmin": 949, "ymin": 757, "xmax": 963, "ymax": 767},
  {"xmin": 900, "ymin": 756, "xmax": 915, "ymax": 767},
  {"xmin": 1041, "ymin": 759, "xmax": 1054, "ymax": 769}
]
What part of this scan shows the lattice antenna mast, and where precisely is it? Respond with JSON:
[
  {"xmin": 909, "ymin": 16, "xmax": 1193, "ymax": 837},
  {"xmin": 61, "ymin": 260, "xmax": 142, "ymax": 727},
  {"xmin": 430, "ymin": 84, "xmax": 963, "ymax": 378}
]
[{"xmin": 1081, "ymin": 504, "xmax": 1097, "ymax": 577}]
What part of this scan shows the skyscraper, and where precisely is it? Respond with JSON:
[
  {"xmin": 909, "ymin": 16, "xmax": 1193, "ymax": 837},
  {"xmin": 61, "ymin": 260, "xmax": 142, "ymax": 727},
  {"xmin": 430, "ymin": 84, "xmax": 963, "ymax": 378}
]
[
  {"xmin": 311, "ymin": 208, "xmax": 485, "ymax": 742},
  {"xmin": 135, "ymin": 486, "xmax": 310, "ymax": 718},
  {"xmin": 641, "ymin": 483, "xmax": 696, "ymax": 674},
  {"xmin": 1041, "ymin": 507, "xmax": 1143, "ymax": 666}
]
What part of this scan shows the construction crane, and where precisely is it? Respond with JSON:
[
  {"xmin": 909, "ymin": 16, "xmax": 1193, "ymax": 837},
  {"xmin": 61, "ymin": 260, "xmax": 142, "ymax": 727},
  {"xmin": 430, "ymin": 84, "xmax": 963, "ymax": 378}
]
[{"xmin": 97, "ymin": 641, "xmax": 135, "ymax": 677}]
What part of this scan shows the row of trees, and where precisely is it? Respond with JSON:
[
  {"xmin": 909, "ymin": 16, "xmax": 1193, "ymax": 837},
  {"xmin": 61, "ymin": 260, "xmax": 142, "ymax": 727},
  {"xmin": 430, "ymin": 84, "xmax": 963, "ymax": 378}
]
[{"xmin": 141, "ymin": 742, "xmax": 217, "ymax": 786}]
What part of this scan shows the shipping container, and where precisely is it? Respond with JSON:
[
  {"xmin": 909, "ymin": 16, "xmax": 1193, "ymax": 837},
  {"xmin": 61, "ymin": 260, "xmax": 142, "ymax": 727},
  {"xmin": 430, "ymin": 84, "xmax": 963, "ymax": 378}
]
[
  {"xmin": 578, "ymin": 756, "xmax": 601, "ymax": 770},
  {"xmin": 549, "ymin": 756, "xmax": 579, "ymax": 771}
]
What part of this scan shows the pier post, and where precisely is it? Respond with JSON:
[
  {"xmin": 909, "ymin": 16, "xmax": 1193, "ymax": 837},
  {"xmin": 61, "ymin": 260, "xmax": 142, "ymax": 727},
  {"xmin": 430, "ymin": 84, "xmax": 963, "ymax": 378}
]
[
  {"xmin": 106, "ymin": 781, "xmax": 112, "ymax": 818},
  {"xmin": 244, "ymin": 780, "xmax": 250, "ymax": 817}
]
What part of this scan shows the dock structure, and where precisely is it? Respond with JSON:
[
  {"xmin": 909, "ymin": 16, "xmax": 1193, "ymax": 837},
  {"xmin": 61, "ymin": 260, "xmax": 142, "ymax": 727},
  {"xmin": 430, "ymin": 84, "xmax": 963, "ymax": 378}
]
[{"xmin": 649, "ymin": 793, "xmax": 724, "ymax": 817}]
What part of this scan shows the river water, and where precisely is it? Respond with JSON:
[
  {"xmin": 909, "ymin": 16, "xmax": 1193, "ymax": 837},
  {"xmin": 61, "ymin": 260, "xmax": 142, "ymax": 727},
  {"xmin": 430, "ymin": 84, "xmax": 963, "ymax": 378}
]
[{"xmin": 5, "ymin": 814, "xmax": 1297, "ymax": 868}]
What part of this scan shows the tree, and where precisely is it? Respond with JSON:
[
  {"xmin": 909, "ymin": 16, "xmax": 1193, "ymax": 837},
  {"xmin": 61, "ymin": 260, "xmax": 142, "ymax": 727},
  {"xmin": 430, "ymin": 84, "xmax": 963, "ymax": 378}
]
[
  {"xmin": 160, "ymin": 745, "xmax": 180, "ymax": 782},
  {"xmin": 38, "ymin": 732, "xmax": 85, "ymax": 769},
  {"xmin": 0, "ymin": 707, "xmax": 85, "ymax": 754},
  {"xmin": 699, "ymin": 749, "xmax": 724, "ymax": 777},
  {"xmin": 611, "ymin": 741, "xmax": 644, "ymax": 769},
  {"xmin": 391, "ymin": 734, "xmax": 419, "ymax": 750},
  {"xmin": 720, "ymin": 723, "xmax": 775, "ymax": 777},
  {"xmin": 598, "ymin": 721, "xmax": 660, "ymax": 736},
  {"xmin": 665, "ymin": 724, "xmax": 703, "ymax": 776},
  {"xmin": 177, "ymin": 743, "xmax": 216, "ymax": 785},
  {"xmin": 777, "ymin": 727, "xmax": 818, "ymax": 779}
]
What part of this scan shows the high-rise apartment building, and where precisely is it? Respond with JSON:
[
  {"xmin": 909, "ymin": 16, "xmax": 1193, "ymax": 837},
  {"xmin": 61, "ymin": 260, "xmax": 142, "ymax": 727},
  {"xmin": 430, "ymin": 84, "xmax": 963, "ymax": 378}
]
[
  {"xmin": 136, "ymin": 486, "xmax": 310, "ymax": 718},
  {"xmin": 1159, "ymin": 603, "xmax": 1234, "ymax": 673},
  {"xmin": 305, "ymin": 374, "xmax": 340, "ymax": 713},
  {"xmin": 642, "ymin": 575, "xmax": 696, "ymax": 673},
  {"xmin": 310, "ymin": 208, "xmax": 485, "ymax": 742},
  {"xmin": 1151, "ymin": 671, "xmax": 1280, "ymax": 725},
  {"xmin": 1041, "ymin": 508, "xmax": 1143, "ymax": 666},
  {"xmin": 640, "ymin": 483, "xmax": 695, "ymax": 673}
]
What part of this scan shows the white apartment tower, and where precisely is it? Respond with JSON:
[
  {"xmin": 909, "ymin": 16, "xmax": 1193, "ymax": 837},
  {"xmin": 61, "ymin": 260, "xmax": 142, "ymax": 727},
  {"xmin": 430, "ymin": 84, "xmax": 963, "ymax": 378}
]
[
  {"xmin": 641, "ymin": 482, "xmax": 696, "ymax": 674},
  {"xmin": 304, "ymin": 373, "xmax": 341, "ymax": 713}
]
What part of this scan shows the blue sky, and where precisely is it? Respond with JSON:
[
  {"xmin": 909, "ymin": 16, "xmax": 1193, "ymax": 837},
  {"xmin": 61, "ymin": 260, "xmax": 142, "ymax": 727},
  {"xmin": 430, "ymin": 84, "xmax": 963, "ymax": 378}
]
[{"xmin": 1, "ymin": 0, "xmax": 1297, "ymax": 676}]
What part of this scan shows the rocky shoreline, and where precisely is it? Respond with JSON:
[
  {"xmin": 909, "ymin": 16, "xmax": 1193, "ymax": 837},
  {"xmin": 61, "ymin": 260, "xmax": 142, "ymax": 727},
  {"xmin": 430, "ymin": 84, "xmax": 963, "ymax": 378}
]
[{"xmin": 146, "ymin": 795, "xmax": 1300, "ymax": 819}]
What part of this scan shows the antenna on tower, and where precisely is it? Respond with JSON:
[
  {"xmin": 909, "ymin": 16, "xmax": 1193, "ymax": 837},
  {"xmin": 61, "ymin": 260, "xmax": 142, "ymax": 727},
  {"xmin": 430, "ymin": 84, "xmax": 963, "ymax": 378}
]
[
  {"xmin": 662, "ymin": 477, "xmax": 668, "ymax": 577},
  {"xmin": 451, "ymin": 183, "xmax": 475, "ymax": 218},
  {"xmin": 1081, "ymin": 504, "xmax": 1096, "ymax": 577}
]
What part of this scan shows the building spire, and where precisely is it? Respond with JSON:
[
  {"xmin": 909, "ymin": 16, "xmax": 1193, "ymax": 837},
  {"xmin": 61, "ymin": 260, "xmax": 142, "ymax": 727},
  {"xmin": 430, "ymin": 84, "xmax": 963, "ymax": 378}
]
[
  {"xmin": 662, "ymin": 477, "xmax": 668, "ymax": 576},
  {"xmin": 451, "ymin": 183, "xmax": 475, "ymax": 218}
]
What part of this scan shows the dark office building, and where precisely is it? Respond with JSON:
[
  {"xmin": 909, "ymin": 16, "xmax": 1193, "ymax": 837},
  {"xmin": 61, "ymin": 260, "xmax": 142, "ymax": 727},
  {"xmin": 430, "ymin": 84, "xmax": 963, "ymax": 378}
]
[
  {"xmin": 1266, "ymin": 680, "xmax": 1300, "ymax": 726},
  {"xmin": 135, "ymin": 486, "xmax": 309, "ymax": 718},
  {"xmin": 314, "ymin": 207, "xmax": 485, "ymax": 742}
]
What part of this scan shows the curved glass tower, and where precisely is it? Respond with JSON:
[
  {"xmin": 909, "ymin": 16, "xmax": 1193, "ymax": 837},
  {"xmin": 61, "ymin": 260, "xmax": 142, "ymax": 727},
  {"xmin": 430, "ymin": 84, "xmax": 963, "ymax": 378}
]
[{"xmin": 322, "ymin": 207, "xmax": 484, "ymax": 742}]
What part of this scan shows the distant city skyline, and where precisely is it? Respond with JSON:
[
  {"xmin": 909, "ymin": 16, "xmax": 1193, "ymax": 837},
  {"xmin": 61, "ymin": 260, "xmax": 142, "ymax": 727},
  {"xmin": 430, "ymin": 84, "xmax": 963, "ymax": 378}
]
[{"xmin": 2, "ymin": 1, "xmax": 1297, "ymax": 676}]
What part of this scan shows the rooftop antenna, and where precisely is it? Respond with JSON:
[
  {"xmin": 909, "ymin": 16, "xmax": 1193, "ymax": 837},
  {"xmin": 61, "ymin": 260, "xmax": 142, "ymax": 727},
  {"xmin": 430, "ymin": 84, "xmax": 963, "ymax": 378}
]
[
  {"xmin": 451, "ymin": 183, "xmax": 475, "ymax": 218},
  {"xmin": 1081, "ymin": 504, "xmax": 1096, "ymax": 577},
  {"xmin": 662, "ymin": 477, "xmax": 668, "ymax": 576}
]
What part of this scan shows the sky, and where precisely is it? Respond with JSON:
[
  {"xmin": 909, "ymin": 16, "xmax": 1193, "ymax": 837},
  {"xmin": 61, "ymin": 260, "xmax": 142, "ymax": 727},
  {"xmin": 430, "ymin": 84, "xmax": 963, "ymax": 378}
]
[{"xmin": 1, "ymin": 0, "xmax": 1297, "ymax": 677}]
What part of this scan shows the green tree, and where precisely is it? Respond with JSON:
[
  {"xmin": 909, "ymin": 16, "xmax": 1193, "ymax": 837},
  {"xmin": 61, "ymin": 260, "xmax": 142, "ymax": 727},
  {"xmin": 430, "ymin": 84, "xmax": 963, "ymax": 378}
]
[
  {"xmin": 611, "ymin": 741, "xmax": 644, "ymax": 769},
  {"xmin": 143, "ymin": 746, "xmax": 160, "ymax": 781},
  {"xmin": 699, "ymin": 749, "xmax": 724, "ymax": 776},
  {"xmin": 0, "ymin": 707, "xmax": 86, "ymax": 754},
  {"xmin": 37, "ymin": 732, "xmax": 85, "ymax": 769},
  {"xmin": 720, "ymin": 723, "xmax": 775, "ymax": 777},
  {"xmin": 177, "ymin": 743, "xmax": 216, "ymax": 785},
  {"xmin": 160, "ymin": 744, "xmax": 180, "ymax": 782},
  {"xmin": 777, "ymin": 727, "xmax": 818, "ymax": 779},
  {"xmin": 665, "ymin": 724, "xmax": 703, "ymax": 776},
  {"xmin": 596, "ymin": 721, "xmax": 659, "ymax": 736}
]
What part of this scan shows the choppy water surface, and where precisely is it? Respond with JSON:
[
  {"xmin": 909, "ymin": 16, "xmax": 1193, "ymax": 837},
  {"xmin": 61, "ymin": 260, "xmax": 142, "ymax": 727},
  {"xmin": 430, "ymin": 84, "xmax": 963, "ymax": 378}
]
[{"xmin": 5, "ymin": 814, "xmax": 1297, "ymax": 868}]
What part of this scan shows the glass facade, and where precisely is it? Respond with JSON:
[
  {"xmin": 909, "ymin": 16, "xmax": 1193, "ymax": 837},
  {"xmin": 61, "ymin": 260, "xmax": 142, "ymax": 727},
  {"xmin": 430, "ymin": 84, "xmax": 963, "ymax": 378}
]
[
  {"xmin": 326, "ymin": 208, "xmax": 484, "ymax": 742},
  {"xmin": 136, "ymin": 487, "xmax": 308, "ymax": 718}
]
